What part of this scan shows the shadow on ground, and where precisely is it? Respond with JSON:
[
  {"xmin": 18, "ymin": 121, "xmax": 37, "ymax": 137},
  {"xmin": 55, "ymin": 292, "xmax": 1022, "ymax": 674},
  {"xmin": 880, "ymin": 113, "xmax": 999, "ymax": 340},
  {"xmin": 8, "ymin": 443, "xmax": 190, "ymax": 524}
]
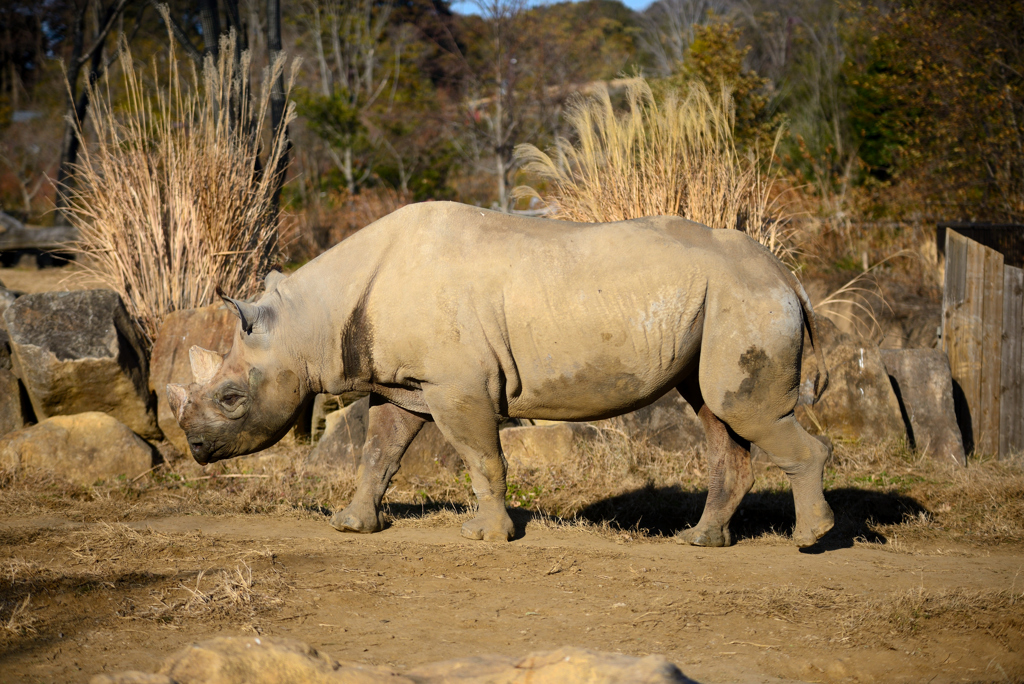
[
  {"xmin": 0, "ymin": 570, "xmax": 177, "ymax": 661},
  {"xmin": 576, "ymin": 486, "xmax": 929, "ymax": 551}
]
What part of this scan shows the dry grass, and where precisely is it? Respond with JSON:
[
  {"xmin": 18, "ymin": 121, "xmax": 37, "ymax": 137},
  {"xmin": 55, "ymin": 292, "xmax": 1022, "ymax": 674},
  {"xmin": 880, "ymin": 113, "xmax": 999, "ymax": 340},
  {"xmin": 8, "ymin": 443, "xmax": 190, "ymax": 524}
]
[
  {"xmin": 65, "ymin": 30, "xmax": 298, "ymax": 343},
  {"xmin": 1, "ymin": 426, "xmax": 1022, "ymax": 550},
  {"xmin": 282, "ymin": 187, "xmax": 411, "ymax": 261},
  {"xmin": 513, "ymin": 78, "xmax": 792, "ymax": 260},
  {"xmin": 709, "ymin": 583, "xmax": 1024, "ymax": 646}
]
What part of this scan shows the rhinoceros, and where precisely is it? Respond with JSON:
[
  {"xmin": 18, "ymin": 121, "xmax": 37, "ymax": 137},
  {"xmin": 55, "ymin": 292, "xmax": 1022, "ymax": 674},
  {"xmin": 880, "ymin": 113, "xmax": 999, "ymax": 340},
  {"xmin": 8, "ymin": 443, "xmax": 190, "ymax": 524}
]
[{"xmin": 167, "ymin": 201, "xmax": 834, "ymax": 547}]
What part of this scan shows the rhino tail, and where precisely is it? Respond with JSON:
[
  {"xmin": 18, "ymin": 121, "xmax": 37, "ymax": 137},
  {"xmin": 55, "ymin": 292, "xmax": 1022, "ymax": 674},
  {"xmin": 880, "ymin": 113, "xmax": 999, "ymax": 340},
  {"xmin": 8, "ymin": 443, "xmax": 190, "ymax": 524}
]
[{"xmin": 784, "ymin": 269, "xmax": 829, "ymax": 404}]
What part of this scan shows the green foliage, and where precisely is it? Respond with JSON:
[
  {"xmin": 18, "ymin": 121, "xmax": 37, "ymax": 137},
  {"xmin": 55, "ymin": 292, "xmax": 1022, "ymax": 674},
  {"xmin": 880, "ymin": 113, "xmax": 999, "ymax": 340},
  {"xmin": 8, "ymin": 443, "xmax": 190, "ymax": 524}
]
[
  {"xmin": 842, "ymin": 0, "xmax": 1024, "ymax": 220},
  {"xmin": 297, "ymin": 89, "xmax": 364, "ymax": 151},
  {"xmin": 653, "ymin": 18, "xmax": 780, "ymax": 150}
]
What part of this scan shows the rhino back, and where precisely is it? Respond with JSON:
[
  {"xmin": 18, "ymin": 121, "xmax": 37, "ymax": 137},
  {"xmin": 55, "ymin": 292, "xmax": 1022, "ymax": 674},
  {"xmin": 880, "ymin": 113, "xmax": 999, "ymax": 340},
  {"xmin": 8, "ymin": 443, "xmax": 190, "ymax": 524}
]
[{"xmin": 276, "ymin": 202, "xmax": 790, "ymax": 421}]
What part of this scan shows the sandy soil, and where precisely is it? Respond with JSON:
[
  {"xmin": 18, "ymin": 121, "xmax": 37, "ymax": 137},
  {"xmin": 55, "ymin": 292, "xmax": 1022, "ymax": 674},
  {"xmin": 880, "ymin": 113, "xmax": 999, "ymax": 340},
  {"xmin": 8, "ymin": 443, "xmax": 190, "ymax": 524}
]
[
  {"xmin": 2, "ymin": 511, "xmax": 1022, "ymax": 684},
  {"xmin": 0, "ymin": 264, "xmax": 104, "ymax": 295}
]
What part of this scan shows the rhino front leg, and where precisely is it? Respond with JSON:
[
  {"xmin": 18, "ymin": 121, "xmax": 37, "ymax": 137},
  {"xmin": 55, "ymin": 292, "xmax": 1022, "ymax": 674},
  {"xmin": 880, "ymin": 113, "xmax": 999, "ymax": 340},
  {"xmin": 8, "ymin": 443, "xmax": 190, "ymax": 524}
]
[
  {"xmin": 331, "ymin": 395, "xmax": 425, "ymax": 534},
  {"xmin": 423, "ymin": 386, "xmax": 515, "ymax": 542}
]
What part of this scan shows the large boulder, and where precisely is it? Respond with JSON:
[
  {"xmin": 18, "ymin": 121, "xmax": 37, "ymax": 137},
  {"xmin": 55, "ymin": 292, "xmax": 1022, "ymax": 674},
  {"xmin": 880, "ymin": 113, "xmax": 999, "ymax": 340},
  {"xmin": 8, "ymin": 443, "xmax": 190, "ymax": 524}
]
[
  {"xmin": 0, "ymin": 328, "xmax": 12, "ymax": 371},
  {"xmin": 594, "ymin": 391, "xmax": 703, "ymax": 453},
  {"xmin": 149, "ymin": 303, "xmax": 238, "ymax": 455},
  {"xmin": 309, "ymin": 396, "xmax": 461, "ymax": 482},
  {"xmin": 880, "ymin": 348, "xmax": 966, "ymax": 464},
  {"xmin": 310, "ymin": 393, "xmax": 343, "ymax": 443},
  {"xmin": 0, "ymin": 412, "xmax": 158, "ymax": 484},
  {"xmin": 501, "ymin": 423, "xmax": 601, "ymax": 470},
  {"xmin": 796, "ymin": 317, "xmax": 906, "ymax": 443},
  {"xmin": 90, "ymin": 638, "xmax": 693, "ymax": 684},
  {"xmin": 3, "ymin": 289, "xmax": 160, "ymax": 440}
]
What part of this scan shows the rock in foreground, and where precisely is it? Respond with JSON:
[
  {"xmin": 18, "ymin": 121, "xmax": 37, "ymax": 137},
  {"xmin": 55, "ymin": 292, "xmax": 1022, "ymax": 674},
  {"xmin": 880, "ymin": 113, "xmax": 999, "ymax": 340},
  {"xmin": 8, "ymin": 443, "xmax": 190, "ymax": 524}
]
[
  {"xmin": 90, "ymin": 637, "xmax": 694, "ymax": 684},
  {"xmin": 3, "ymin": 289, "xmax": 160, "ymax": 439},
  {"xmin": 0, "ymin": 412, "xmax": 158, "ymax": 484}
]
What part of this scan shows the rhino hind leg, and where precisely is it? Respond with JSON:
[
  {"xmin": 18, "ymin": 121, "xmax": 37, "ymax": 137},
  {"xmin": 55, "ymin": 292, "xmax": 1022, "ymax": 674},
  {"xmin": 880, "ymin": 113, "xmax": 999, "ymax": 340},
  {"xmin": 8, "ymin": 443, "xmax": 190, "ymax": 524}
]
[
  {"xmin": 697, "ymin": 291, "xmax": 834, "ymax": 547},
  {"xmin": 331, "ymin": 396, "xmax": 425, "ymax": 534},
  {"xmin": 423, "ymin": 387, "xmax": 516, "ymax": 542},
  {"xmin": 676, "ymin": 383, "xmax": 754, "ymax": 547},
  {"xmin": 749, "ymin": 417, "xmax": 834, "ymax": 547}
]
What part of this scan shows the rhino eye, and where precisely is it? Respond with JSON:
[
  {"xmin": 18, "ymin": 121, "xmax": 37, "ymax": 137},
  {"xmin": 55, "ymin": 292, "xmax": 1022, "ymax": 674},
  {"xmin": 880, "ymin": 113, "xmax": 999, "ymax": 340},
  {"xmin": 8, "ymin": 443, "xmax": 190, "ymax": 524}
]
[
  {"xmin": 215, "ymin": 387, "xmax": 247, "ymax": 412},
  {"xmin": 220, "ymin": 393, "xmax": 244, "ymax": 408}
]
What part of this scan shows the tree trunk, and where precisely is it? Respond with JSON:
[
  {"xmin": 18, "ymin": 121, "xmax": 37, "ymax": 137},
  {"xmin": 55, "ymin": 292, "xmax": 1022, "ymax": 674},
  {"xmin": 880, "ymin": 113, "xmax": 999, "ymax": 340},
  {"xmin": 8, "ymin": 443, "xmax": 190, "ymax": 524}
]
[
  {"xmin": 198, "ymin": 0, "xmax": 222, "ymax": 60},
  {"xmin": 266, "ymin": 0, "xmax": 289, "ymax": 214},
  {"xmin": 54, "ymin": 0, "xmax": 89, "ymax": 227},
  {"xmin": 55, "ymin": 0, "xmax": 130, "ymax": 226}
]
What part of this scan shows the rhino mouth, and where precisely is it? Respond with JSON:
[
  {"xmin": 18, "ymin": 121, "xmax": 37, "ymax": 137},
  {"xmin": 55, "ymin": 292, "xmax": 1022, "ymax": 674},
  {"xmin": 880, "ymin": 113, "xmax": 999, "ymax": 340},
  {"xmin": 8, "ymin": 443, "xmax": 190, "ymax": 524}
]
[{"xmin": 188, "ymin": 434, "xmax": 231, "ymax": 465}]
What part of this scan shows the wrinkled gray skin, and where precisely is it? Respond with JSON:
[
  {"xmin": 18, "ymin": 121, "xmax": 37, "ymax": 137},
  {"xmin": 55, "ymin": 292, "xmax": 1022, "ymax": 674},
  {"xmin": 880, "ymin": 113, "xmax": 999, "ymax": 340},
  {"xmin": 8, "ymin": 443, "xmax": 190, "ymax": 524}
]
[{"xmin": 168, "ymin": 202, "xmax": 834, "ymax": 547}]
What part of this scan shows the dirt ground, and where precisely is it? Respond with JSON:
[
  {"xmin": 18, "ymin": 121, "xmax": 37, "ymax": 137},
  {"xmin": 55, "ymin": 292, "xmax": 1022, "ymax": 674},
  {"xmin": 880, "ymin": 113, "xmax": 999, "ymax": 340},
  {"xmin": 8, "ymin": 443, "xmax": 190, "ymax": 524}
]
[
  {"xmin": 2, "ymin": 263, "xmax": 1023, "ymax": 683},
  {"xmin": 2, "ymin": 509, "xmax": 1022, "ymax": 684}
]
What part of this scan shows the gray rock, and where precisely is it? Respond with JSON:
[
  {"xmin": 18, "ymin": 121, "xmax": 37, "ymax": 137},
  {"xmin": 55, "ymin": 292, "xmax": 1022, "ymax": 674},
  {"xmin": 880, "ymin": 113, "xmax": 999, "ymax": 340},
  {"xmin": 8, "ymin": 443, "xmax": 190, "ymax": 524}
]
[
  {"xmin": 0, "ymin": 368, "xmax": 32, "ymax": 437},
  {"xmin": 0, "ymin": 285, "xmax": 18, "ymax": 331},
  {"xmin": 309, "ymin": 396, "xmax": 461, "ymax": 482},
  {"xmin": 796, "ymin": 317, "xmax": 906, "ymax": 443},
  {"xmin": 594, "ymin": 391, "xmax": 703, "ymax": 452},
  {"xmin": 881, "ymin": 348, "xmax": 966, "ymax": 465},
  {"xmin": 149, "ymin": 303, "xmax": 237, "ymax": 454},
  {"xmin": 0, "ymin": 412, "xmax": 158, "ymax": 484},
  {"xmin": 310, "ymin": 393, "xmax": 342, "ymax": 444},
  {"xmin": 3, "ymin": 289, "xmax": 160, "ymax": 439}
]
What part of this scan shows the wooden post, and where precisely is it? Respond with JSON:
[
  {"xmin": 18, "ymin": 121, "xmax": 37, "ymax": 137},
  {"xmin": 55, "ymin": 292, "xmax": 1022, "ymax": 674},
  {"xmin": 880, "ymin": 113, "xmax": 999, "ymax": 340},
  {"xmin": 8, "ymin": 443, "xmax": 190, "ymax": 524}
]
[
  {"xmin": 943, "ymin": 230, "xmax": 1005, "ymax": 456},
  {"xmin": 979, "ymin": 246, "xmax": 1004, "ymax": 455},
  {"xmin": 1002, "ymin": 265, "xmax": 1024, "ymax": 458}
]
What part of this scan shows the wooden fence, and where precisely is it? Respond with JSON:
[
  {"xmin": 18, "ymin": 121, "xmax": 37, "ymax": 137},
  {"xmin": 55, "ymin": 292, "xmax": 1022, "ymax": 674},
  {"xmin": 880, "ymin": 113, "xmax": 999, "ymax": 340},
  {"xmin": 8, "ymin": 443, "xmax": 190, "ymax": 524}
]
[{"xmin": 943, "ymin": 230, "xmax": 1023, "ymax": 458}]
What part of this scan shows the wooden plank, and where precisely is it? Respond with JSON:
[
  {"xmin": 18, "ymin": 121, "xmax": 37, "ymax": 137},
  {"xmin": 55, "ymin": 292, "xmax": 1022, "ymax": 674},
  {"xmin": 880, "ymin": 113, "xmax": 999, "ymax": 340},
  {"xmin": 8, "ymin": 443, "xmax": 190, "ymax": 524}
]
[
  {"xmin": 1002, "ymin": 265, "xmax": 1024, "ymax": 458},
  {"xmin": 944, "ymin": 231, "xmax": 974, "ymax": 452},
  {"xmin": 978, "ymin": 243, "xmax": 1004, "ymax": 456}
]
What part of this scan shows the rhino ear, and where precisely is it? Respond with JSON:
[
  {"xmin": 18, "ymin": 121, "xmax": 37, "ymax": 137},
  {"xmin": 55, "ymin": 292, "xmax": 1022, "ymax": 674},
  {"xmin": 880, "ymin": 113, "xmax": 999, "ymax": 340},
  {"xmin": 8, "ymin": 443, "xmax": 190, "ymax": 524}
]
[
  {"xmin": 167, "ymin": 383, "xmax": 189, "ymax": 422},
  {"xmin": 264, "ymin": 269, "xmax": 286, "ymax": 294},
  {"xmin": 189, "ymin": 346, "xmax": 223, "ymax": 385},
  {"xmin": 219, "ymin": 292, "xmax": 264, "ymax": 335}
]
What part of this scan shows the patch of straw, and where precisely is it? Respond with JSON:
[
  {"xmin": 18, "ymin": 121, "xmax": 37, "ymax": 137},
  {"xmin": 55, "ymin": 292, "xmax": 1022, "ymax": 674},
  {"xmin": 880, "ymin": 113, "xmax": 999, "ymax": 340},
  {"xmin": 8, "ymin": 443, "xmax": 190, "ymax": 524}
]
[
  {"xmin": 65, "ymin": 29, "xmax": 298, "ymax": 343},
  {"xmin": 513, "ymin": 78, "xmax": 793, "ymax": 261}
]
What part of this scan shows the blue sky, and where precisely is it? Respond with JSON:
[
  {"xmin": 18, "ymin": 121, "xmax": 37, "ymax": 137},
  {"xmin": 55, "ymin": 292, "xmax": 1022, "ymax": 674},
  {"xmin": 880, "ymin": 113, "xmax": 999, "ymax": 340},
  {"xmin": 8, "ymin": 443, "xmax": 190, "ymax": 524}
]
[{"xmin": 449, "ymin": 0, "xmax": 653, "ymax": 16}]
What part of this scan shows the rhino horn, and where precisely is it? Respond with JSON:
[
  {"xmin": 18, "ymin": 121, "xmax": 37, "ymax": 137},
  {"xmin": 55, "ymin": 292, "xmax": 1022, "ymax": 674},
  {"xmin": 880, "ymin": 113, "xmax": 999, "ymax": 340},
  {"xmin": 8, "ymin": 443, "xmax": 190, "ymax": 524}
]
[
  {"xmin": 167, "ymin": 383, "xmax": 189, "ymax": 421},
  {"xmin": 189, "ymin": 346, "xmax": 223, "ymax": 385}
]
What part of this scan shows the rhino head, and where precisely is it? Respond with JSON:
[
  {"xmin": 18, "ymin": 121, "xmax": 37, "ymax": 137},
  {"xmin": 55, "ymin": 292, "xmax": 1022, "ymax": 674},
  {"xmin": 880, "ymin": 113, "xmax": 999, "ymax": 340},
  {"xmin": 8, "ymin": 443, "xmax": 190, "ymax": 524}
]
[{"xmin": 166, "ymin": 284, "xmax": 306, "ymax": 464}]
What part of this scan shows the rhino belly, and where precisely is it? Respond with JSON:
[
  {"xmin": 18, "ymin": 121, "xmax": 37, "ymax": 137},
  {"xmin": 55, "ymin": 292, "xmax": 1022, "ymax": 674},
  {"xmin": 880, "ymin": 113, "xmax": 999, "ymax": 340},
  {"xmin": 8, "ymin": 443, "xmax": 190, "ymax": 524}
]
[{"xmin": 505, "ymin": 312, "xmax": 703, "ymax": 421}]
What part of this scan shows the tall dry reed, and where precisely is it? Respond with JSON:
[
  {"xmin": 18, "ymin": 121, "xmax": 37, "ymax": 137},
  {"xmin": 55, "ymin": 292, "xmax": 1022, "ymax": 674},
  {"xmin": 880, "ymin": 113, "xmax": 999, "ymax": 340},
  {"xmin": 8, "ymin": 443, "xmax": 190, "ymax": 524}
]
[
  {"xmin": 64, "ymin": 31, "xmax": 298, "ymax": 343},
  {"xmin": 514, "ymin": 78, "xmax": 790, "ymax": 259}
]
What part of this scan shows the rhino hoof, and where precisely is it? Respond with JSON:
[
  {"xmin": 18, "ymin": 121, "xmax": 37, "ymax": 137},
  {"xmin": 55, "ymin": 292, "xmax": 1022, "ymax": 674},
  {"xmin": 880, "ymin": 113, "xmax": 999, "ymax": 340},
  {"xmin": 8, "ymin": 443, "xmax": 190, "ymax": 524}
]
[
  {"xmin": 461, "ymin": 515, "xmax": 514, "ymax": 542},
  {"xmin": 676, "ymin": 525, "xmax": 731, "ymax": 547},
  {"xmin": 330, "ymin": 506, "xmax": 385, "ymax": 534},
  {"xmin": 793, "ymin": 505, "xmax": 835, "ymax": 547}
]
